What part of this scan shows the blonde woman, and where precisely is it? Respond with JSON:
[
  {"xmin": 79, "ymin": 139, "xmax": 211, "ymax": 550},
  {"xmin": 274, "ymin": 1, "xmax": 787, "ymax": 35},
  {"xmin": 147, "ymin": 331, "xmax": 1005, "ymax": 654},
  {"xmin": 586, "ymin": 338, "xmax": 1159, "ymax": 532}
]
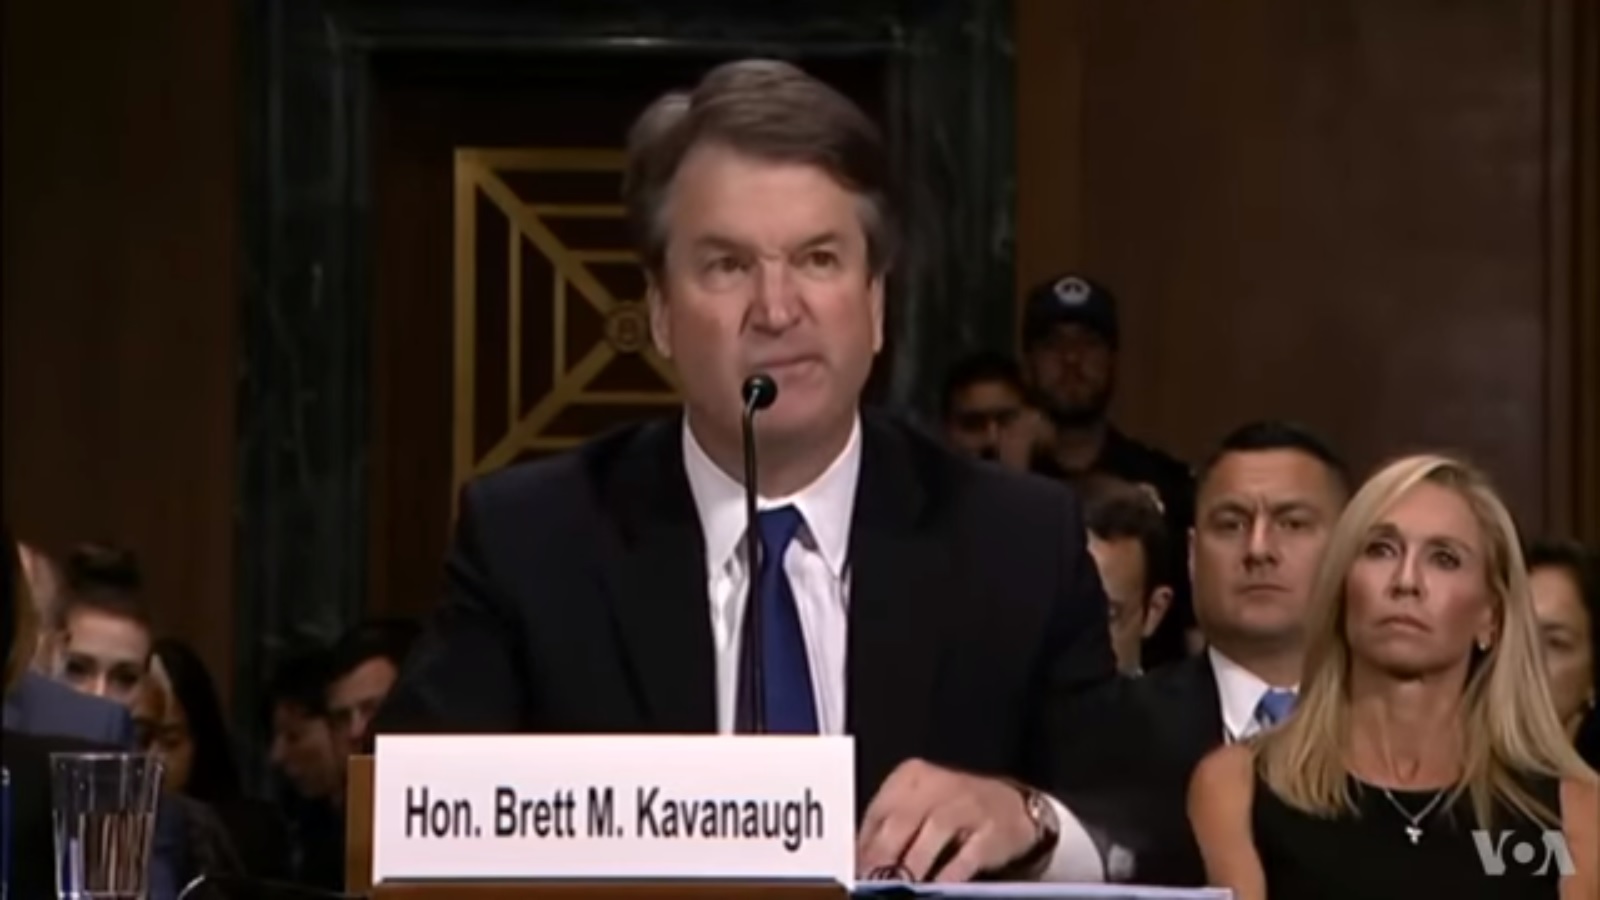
[{"xmin": 1188, "ymin": 455, "xmax": 1598, "ymax": 899}]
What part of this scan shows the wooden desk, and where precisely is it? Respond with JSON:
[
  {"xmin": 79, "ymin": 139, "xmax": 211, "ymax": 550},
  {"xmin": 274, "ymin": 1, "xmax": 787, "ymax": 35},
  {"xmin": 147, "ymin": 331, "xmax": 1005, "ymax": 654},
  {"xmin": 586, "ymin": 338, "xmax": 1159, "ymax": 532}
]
[
  {"xmin": 346, "ymin": 755, "xmax": 375, "ymax": 894},
  {"xmin": 370, "ymin": 883, "xmax": 847, "ymax": 899}
]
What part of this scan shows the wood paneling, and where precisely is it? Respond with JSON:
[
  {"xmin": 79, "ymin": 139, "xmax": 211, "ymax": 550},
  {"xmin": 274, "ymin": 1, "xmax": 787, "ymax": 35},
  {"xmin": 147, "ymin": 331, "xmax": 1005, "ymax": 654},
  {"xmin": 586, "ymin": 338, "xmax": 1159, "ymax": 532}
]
[
  {"xmin": 1, "ymin": 0, "xmax": 237, "ymax": 697},
  {"xmin": 1015, "ymin": 0, "xmax": 1595, "ymax": 534},
  {"xmin": 1014, "ymin": 0, "xmax": 1085, "ymax": 294},
  {"xmin": 1574, "ymin": 0, "xmax": 1600, "ymax": 543}
]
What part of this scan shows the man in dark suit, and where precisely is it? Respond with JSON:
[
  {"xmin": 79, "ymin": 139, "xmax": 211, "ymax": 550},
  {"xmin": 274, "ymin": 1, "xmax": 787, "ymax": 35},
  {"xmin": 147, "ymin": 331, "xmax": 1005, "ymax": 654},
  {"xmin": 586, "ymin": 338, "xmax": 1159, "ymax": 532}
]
[
  {"xmin": 1103, "ymin": 422, "xmax": 1350, "ymax": 886},
  {"xmin": 374, "ymin": 58, "xmax": 1120, "ymax": 883}
]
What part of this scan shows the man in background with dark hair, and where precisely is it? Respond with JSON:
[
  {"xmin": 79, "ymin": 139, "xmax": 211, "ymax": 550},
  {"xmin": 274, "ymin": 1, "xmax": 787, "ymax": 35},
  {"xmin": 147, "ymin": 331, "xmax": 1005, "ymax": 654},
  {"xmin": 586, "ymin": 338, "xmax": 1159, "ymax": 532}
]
[
  {"xmin": 1099, "ymin": 420, "xmax": 1350, "ymax": 886},
  {"xmin": 265, "ymin": 648, "xmax": 348, "ymax": 892},
  {"xmin": 1084, "ymin": 484, "xmax": 1173, "ymax": 676},
  {"xmin": 266, "ymin": 649, "xmax": 344, "ymax": 806},
  {"xmin": 939, "ymin": 350, "xmax": 1038, "ymax": 471},
  {"xmin": 1019, "ymin": 274, "xmax": 1197, "ymax": 667},
  {"xmin": 325, "ymin": 617, "xmax": 419, "ymax": 753}
]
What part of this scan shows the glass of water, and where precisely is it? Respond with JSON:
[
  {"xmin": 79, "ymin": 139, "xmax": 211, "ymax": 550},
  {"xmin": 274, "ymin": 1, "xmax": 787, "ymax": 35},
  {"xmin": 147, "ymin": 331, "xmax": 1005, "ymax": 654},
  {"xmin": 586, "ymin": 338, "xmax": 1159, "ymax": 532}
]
[{"xmin": 50, "ymin": 753, "xmax": 163, "ymax": 900}]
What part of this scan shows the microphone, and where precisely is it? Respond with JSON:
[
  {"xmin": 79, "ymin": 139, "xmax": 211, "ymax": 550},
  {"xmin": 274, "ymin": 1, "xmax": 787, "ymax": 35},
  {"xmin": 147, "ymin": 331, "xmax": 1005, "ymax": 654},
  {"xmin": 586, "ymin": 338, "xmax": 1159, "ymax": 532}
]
[
  {"xmin": 742, "ymin": 373, "xmax": 777, "ymax": 414},
  {"xmin": 739, "ymin": 373, "xmax": 778, "ymax": 732}
]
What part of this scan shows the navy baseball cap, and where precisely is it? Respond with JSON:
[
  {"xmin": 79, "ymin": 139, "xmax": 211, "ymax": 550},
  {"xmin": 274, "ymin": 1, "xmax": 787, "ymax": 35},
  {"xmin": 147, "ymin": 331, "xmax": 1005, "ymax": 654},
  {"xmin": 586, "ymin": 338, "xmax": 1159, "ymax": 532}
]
[{"xmin": 1021, "ymin": 273, "xmax": 1119, "ymax": 349}]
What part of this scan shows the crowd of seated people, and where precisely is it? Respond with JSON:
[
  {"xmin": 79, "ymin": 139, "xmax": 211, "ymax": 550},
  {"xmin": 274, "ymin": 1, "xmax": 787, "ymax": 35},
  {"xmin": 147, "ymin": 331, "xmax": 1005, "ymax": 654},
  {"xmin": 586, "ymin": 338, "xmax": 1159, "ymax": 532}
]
[
  {"xmin": 6, "ymin": 419, "xmax": 1597, "ymax": 897},
  {"xmin": 5, "ymin": 372, "xmax": 1597, "ymax": 898},
  {"xmin": 4, "ymin": 274, "xmax": 1598, "ymax": 897},
  {"xmin": 938, "ymin": 302, "xmax": 1598, "ymax": 895},
  {"xmin": 1, "ymin": 537, "xmax": 419, "ymax": 898},
  {"xmin": 5, "ymin": 389, "xmax": 1597, "ymax": 898}
]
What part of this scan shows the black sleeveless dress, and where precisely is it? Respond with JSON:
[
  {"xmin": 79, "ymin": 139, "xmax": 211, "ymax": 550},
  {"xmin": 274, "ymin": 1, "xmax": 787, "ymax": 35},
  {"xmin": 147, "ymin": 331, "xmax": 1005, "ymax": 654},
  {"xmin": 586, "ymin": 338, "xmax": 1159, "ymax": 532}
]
[{"xmin": 1252, "ymin": 772, "xmax": 1565, "ymax": 900}]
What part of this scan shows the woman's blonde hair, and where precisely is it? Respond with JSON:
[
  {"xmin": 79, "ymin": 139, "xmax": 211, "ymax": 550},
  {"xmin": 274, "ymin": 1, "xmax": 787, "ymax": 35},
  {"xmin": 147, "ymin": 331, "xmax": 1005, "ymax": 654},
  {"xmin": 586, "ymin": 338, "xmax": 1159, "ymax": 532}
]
[
  {"xmin": 5, "ymin": 542, "xmax": 40, "ymax": 693},
  {"xmin": 1258, "ymin": 453, "xmax": 1595, "ymax": 827}
]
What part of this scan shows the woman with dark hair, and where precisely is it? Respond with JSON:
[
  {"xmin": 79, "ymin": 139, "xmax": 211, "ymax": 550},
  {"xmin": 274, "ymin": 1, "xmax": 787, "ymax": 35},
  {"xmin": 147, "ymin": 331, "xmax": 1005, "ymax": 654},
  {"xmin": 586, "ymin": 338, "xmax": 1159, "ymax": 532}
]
[
  {"xmin": 1527, "ymin": 539, "xmax": 1600, "ymax": 768},
  {"xmin": 147, "ymin": 638, "xmax": 242, "ymax": 800},
  {"xmin": 146, "ymin": 637, "xmax": 291, "ymax": 880}
]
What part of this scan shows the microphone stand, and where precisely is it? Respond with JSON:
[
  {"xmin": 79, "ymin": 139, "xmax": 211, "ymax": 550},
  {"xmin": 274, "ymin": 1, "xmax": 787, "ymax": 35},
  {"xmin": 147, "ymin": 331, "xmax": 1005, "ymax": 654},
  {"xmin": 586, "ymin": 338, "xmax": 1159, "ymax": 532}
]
[{"xmin": 739, "ymin": 374, "xmax": 777, "ymax": 733}]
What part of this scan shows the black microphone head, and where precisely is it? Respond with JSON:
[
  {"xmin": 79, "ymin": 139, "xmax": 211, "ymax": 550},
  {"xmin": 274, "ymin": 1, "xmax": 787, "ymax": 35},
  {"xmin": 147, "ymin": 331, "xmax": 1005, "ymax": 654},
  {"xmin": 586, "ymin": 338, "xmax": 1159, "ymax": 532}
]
[{"xmin": 742, "ymin": 374, "xmax": 778, "ymax": 412}]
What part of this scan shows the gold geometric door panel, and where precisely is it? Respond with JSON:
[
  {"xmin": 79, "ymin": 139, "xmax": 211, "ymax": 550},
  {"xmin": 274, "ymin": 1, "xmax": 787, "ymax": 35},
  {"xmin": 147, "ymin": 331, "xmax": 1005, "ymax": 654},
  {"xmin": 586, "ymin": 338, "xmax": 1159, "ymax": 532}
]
[{"xmin": 452, "ymin": 148, "xmax": 681, "ymax": 500}]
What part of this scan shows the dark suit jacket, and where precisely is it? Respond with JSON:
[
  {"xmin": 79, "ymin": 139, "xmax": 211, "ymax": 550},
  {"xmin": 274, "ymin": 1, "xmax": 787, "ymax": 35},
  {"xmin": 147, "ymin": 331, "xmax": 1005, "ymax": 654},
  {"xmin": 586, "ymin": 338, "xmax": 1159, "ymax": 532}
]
[
  {"xmin": 3, "ymin": 670, "xmax": 134, "ymax": 746},
  {"xmin": 375, "ymin": 412, "xmax": 1118, "ymax": 816},
  {"xmin": 1098, "ymin": 653, "xmax": 1226, "ymax": 887}
]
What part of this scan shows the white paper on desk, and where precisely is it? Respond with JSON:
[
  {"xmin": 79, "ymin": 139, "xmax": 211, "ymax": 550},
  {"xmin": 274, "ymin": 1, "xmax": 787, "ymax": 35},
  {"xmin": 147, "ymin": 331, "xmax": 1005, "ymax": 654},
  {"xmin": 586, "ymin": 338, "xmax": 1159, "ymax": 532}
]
[{"xmin": 852, "ymin": 884, "xmax": 1232, "ymax": 899}]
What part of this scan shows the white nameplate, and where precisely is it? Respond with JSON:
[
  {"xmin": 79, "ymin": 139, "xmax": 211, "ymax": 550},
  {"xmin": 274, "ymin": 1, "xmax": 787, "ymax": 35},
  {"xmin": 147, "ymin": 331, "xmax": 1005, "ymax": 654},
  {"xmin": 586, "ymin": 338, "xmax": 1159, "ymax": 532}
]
[{"xmin": 373, "ymin": 734, "xmax": 855, "ymax": 884}]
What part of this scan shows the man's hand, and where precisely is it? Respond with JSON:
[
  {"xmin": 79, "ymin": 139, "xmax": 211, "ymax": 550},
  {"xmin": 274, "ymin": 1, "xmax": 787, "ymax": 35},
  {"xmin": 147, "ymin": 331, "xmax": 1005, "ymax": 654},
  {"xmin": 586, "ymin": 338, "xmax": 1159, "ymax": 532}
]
[{"xmin": 856, "ymin": 758, "xmax": 1042, "ymax": 883}]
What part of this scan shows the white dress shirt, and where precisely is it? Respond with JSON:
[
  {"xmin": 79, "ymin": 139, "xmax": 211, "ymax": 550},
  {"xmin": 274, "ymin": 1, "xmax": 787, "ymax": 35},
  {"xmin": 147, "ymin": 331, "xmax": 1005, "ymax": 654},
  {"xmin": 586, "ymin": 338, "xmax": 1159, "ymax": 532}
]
[
  {"xmin": 681, "ymin": 416, "xmax": 1105, "ymax": 882},
  {"xmin": 1209, "ymin": 646, "xmax": 1298, "ymax": 743}
]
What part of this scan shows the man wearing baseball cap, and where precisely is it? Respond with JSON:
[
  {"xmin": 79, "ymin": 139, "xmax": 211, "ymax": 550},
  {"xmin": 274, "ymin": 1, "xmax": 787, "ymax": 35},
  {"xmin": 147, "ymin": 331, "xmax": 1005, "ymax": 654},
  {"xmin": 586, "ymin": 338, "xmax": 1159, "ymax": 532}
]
[{"xmin": 1021, "ymin": 273, "xmax": 1197, "ymax": 668}]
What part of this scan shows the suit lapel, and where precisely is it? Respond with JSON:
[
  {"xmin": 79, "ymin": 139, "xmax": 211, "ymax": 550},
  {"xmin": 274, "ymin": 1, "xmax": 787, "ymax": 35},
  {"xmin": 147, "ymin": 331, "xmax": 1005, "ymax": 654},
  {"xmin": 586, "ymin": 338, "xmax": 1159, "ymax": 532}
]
[
  {"xmin": 846, "ymin": 415, "xmax": 950, "ymax": 805},
  {"xmin": 1156, "ymin": 653, "xmax": 1224, "ymax": 764},
  {"xmin": 1189, "ymin": 652, "xmax": 1225, "ymax": 752},
  {"xmin": 1, "ymin": 682, "xmax": 22, "ymax": 730},
  {"xmin": 600, "ymin": 419, "xmax": 718, "ymax": 733}
]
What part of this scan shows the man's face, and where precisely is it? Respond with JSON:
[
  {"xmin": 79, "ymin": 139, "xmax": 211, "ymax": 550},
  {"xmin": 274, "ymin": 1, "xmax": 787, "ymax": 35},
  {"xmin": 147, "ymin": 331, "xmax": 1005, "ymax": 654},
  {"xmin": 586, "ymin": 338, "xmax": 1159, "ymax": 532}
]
[
  {"xmin": 1089, "ymin": 534, "xmax": 1170, "ymax": 673},
  {"xmin": 327, "ymin": 656, "xmax": 398, "ymax": 746},
  {"xmin": 270, "ymin": 702, "xmax": 341, "ymax": 800},
  {"xmin": 1191, "ymin": 450, "xmax": 1344, "ymax": 652},
  {"xmin": 944, "ymin": 380, "xmax": 1026, "ymax": 461},
  {"xmin": 649, "ymin": 143, "xmax": 883, "ymax": 453},
  {"xmin": 1025, "ymin": 323, "xmax": 1114, "ymax": 427},
  {"xmin": 55, "ymin": 606, "xmax": 151, "ymax": 706}
]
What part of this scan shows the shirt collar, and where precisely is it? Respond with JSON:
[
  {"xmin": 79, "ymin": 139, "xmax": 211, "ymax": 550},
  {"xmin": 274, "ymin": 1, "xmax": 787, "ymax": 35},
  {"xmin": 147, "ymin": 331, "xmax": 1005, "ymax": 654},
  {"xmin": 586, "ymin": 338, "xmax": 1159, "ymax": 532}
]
[
  {"xmin": 681, "ymin": 415, "xmax": 861, "ymax": 579},
  {"xmin": 1208, "ymin": 646, "xmax": 1296, "ymax": 740}
]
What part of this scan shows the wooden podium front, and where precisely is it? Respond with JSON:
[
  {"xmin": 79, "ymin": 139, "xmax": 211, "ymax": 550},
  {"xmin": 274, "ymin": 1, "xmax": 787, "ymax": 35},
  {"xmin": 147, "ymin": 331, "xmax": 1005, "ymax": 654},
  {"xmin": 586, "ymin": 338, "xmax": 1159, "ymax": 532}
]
[
  {"xmin": 369, "ymin": 884, "xmax": 848, "ymax": 898},
  {"xmin": 345, "ymin": 756, "xmax": 849, "ymax": 899}
]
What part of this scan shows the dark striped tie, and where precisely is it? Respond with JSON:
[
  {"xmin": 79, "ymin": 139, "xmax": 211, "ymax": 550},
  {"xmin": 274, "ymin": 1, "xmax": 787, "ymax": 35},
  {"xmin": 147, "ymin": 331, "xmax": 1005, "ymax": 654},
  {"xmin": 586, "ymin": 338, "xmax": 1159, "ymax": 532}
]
[{"xmin": 735, "ymin": 505, "xmax": 818, "ymax": 734}]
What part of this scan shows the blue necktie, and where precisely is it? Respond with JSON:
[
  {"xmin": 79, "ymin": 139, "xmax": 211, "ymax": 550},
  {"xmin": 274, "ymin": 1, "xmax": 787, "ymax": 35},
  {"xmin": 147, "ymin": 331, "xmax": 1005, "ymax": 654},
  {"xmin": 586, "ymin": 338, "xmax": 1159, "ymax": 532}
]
[
  {"xmin": 735, "ymin": 505, "xmax": 819, "ymax": 734},
  {"xmin": 1254, "ymin": 688, "xmax": 1298, "ymax": 729}
]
